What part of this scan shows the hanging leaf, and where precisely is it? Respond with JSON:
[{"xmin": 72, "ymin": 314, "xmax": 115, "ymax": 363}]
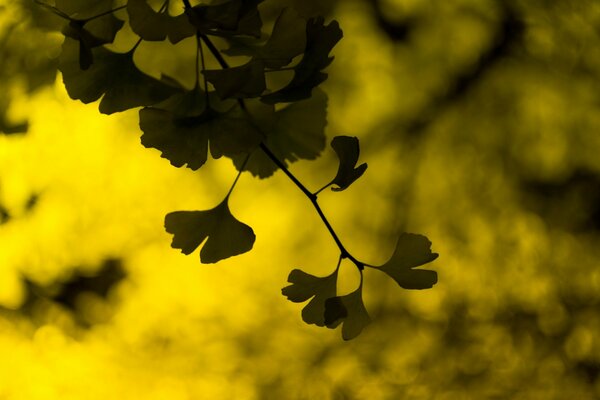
[
  {"xmin": 233, "ymin": 88, "xmax": 327, "ymax": 178},
  {"xmin": 186, "ymin": 0, "xmax": 264, "ymax": 38},
  {"xmin": 139, "ymin": 88, "xmax": 263, "ymax": 170},
  {"xmin": 59, "ymin": 38, "xmax": 179, "ymax": 114},
  {"xmin": 261, "ymin": 17, "xmax": 343, "ymax": 104},
  {"xmin": 329, "ymin": 136, "xmax": 368, "ymax": 192},
  {"xmin": 165, "ymin": 198, "xmax": 255, "ymax": 264},
  {"xmin": 127, "ymin": 0, "xmax": 195, "ymax": 44},
  {"xmin": 252, "ymin": 7, "xmax": 306, "ymax": 69},
  {"xmin": 324, "ymin": 287, "xmax": 371, "ymax": 340},
  {"xmin": 203, "ymin": 60, "xmax": 266, "ymax": 99},
  {"xmin": 282, "ymin": 268, "xmax": 338, "ymax": 327},
  {"xmin": 376, "ymin": 233, "xmax": 439, "ymax": 289}
]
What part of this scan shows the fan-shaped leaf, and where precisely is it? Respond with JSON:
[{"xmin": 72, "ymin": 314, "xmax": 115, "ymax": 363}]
[
  {"xmin": 59, "ymin": 38, "xmax": 179, "ymax": 114},
  {"xmin": 324, "ymin": 287, "xmax": 371, "ymax": 340},
  {"xmin": 282, "ymin": 268, "xmax": 338, "ymax": 327},
  {"xmin": 233, "ymin": 88, "xmax": 328, "ymax": 178},
  {"xmin": 139, "ymin": 88, "xmax": 263, "ymax": 170},
  {"xmin": 329, "ymin": 136, "xmax": 368, "ymax": 191},
  {"xmin": 254, "ymin": 7, "xmax": 306, "ymax": 69},
  {"xmin": 165, "ymin": 199, "xmax": 255, "ymax": 264},
  {"xmin": 377, "ymin": 233, "xmax": 439, "ymax": 289},
  {"xmin": 261, "ymin": 17, "xmax": 342, "ymax": 104},
  {"xmin": 127, "ymin": 0, "xmax": 195, "ymax": 43}
]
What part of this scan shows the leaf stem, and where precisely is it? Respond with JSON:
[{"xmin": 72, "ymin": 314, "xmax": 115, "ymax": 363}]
[
  {"xmin": 225, "ymin": 155, "xmax": 250, "ymax": 199},
  {"xmin": 313, "ymin": 182, "xmax": 333, "ymax": 196},
  {"xmin": 197, "ymin": 34, "xmax": 210, "ymax": 105},
  {"xmin": 84, "ymin": 5, "xmax": 127, "ymax": 22},
  {"xmin": 200, "ymin": 35, "xmax": 365, "ymax": 272}
]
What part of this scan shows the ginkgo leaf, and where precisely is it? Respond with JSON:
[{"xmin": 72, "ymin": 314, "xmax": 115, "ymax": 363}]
[
  {"xmin": 203, "ymin": 60, "xmax": 266, "ymax": 99},
  {"xmin": 139, "ymin": 88, "xmax": 263, "ymax": 170},
  {"xmin": 127, "ymin": 0, "xmax": 195, "ymax": 44},
  {"xmin": 165, "ymin": 198, "xmax": 255, "ymax": 264},
  {"xmin": 282, "ymin": 268, "xmax": 338, "ymax": 327},
  {"xmin": 59, "ymin": 38, "xmax": 179, "ymax": 114},
  {"xmin": 233, "ymin": 88, "xmax": 328, "ymax": 178},
  {"xmin": 261, "ymin": 17, "xmax": 342, "ymax": 104},
  {"xmin": 186, "ymin": 0, "xmax": 264, "ymax": 38},
  {"xmin": 324, "ymin": 287, "xmax": 371, "ymax": 340},
  {"xmin": 329, "ymin": 136, "xmax": 368, "ymax": 191},
  {"xmin": 376, "ymin": 233, "xmax": 439, "ymax": 289},
  {"xmin": 253, "ymin": 7, "xmax": 306, "ymax": 69}
]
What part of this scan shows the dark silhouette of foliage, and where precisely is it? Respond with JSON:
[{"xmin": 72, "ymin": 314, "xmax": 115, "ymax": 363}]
[{"xmin": 34, "ymin": 0, "xmax": 439, "ymax": 339}]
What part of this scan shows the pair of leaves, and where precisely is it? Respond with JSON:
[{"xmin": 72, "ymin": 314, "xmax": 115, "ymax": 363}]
[
  {"xmin": 139, "ymin": 88, "xmax": 264, "ymax": 170},
  {"xmin": 282, "ymin": 234, "xmax": 438, "ymax": 340},
  {"xmin": 282, "ymin": 268, "xmax": 370, "ymax": 341},
  {"xmin": 59, "ymin": 38, "xmax": 179, "ymax": 114},
  {"xmin": 205, "ymin": 11, "xmax": 342, "ymax": 104},
  {"xmin": 165, "ymin": 198, "xmax": 255, "ymax": 264}
]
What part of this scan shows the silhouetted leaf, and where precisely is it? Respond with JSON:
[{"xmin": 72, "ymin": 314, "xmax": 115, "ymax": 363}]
[
  {"xmin": 59, "ymin": 38, "xmax": 179, "ymax": 114},
  {"xmin": 377, "ymin": 233, "xmax": 439, "ymax": 289},
  {"xmin": 324, "ymin": 287, "xmax": 371, "ymax": 340},
  {"xmin": 187, "ymin": 0, "xmax": 264, "ymax": 38},
  {"xmin": 253, "ymin": 7, "xmax": 306, "ymax": 69},
  {"xmin": 261, "ymin": 17, "xmax": 342, "ymax": 104},
  {"xmin": 165, "ymin": 199, "xmax": 255, "ymax": 263},
  {"xmin": 329, "ymin": 136, "xmax": 368, "ymax": 191},
  {"xmin": 127, "ymin": 0, "xmax": 195, "ymax": 43},
  {"xmin": 233, "ymin": 88, "xmax": 327, "ymax": 178},
  {"xmin": 282, "ymin": 268, "xmax": 338, "ymax": 326},
  {"xmin": 56, "ymin": 0, "xmax": 116, "ymax": 20},
  {"xmin": 203, "ymin": 60, "xmax": 266, "ymax": 99},
  {"xmin": 139, "ymin": 88, "xmax": 263, "ymax": 170}
]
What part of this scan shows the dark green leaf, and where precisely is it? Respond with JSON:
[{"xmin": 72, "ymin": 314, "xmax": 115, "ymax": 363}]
[
  {"xmin": 377, "ymin": 233, "xmax": 439, "ymax": 289},
  {"xmin": 165, "ymin": 198, "xmax": 255, "ymax": 264},
  {"xmin": 324, "ymin": 287, "xmax": 371, "ymax": 340},
  {"xmin": 127, "ymin": 0, "xmax": 195, "ymax": 43},
  {"xmin": 187, "ymin": 0, "xmax": 264, "ymax": 38},
  {"xmin": 330, "ymin": 136, "xmax": 368, "ymax": 192},
  {"xmin": 139, "ymin": 88, "xmax": 263, "ymax": 170},
  {"xmin": 253, "ymin": 7, "xmax": 306, "ymax": 69},
  {"xmin": 233, "ymin": 88, "xmax": 327, "ymax": 178},
  {"xmin": 282, "ymin": 268, "xmax": 338, "ymax": 327},
  {"xmin": 261, "ymin": 17, "xmax": 342, "ymax": 104},
  {"xmin": 59, "ymin": 38, "xmax": 179, "ymax": 114},
  {"xmin": 203, "ymin": 60, "xmax": 266, "ymax": 99}
]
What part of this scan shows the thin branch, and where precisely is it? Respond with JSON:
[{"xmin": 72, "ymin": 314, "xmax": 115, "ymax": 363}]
[{"xmin": 200, "ymin": 34, "xmax": 365, "ymax": 271}]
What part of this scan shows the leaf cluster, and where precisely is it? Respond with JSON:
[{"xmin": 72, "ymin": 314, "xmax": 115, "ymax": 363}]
[{"xmin": 35, "ymin": 0, "xmax": 439, "ymax": 339}]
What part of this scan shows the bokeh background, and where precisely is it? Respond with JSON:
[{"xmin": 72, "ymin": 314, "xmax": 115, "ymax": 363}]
[{"xmin": 1, "ymin": 0, "xmax": 600, "ymax": 398}]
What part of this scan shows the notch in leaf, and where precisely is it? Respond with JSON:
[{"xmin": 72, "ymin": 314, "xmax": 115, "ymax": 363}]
[
  {"xmin": 261, "ymin": 16, "xmax": 343, "ymax": 104},
  {"xmin": 324, "ymin": 286, "xmax": 371, "ymax": 340},
  {"xmin": 375, "ymin": 233, "xmax": 439, "ymax": 289},
  {"xmin": 329, "ymin": 136, "xmax": 367, "ymax": 192},
  {"xmin": 165, "ymin": 199, "xmax": 255, "ymax": 264},
  {"xmin": 282, "ymin": 268, "xmax": 338, "ymax": 327}
]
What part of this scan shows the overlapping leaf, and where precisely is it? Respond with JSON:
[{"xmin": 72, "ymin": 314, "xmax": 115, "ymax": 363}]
[
  {"xmin": 59, "ymin": 38, "xmax": 179, "ymax": 114},
  {"xmin": 186, "ymin": 0, "xmax": 264, "ymax": 38},
  {"xmin": 324, "ymin": 287, "xmax": 371, "ymax": 340},
  {"xmin": 139, "ymin": 88, "xmax": 263, "ymax": 170},
  {"xmin": 203, "ymin": 60, "xmax": 266, "ymax": 99},
  {"xmin": 282, "ymin": 268, "xmax": 338, "ymax": 326},
  {"xmin": 261, "ymin": 17, "xmax": 343, "ymax": 104},
  {"xmin": 329, "ymin": 136, "xmax": 368, "ymax": 191},
  {"xmin": 127, "ymin": 0, "xmax": 195, "ymax": 44},
  {"xmin": 165, "ymin": 199, "xmax": 255, "ymax": 263},
  {"xmin": 233, "ymin": 88, "xmax": 328, "ymax": 178},
  {"xmin": 377, "ymin": 233, "xmax": 439, "ymax": 289},
  {"xmin": 36, "ymin": 0, "xmax": 123, "ymax": 69}
]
